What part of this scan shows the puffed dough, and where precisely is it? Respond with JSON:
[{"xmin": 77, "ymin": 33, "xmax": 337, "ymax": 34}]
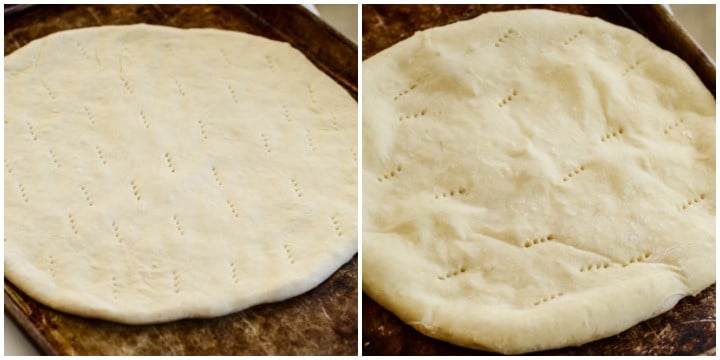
[{"xmin": 363, "ymin": 10, "xmax": 714, "ymax": 354}]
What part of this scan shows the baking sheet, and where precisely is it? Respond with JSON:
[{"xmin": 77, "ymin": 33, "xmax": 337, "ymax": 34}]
[
  {"xmin": 4, "ymin": 4, "xmax": 358, "ymax": 355},
  {"xmin": 361, "ymin": 4, "xmax": 715, "ymax": 355}
]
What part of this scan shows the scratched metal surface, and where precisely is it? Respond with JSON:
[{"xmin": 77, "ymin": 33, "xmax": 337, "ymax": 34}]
[
  {"xmin": 4, "ymin": 4, "xmax": 357, "ymax": 355},
  {"xmin": 361, "ymin": 4, "xmax": 716, "ymax": 355}
]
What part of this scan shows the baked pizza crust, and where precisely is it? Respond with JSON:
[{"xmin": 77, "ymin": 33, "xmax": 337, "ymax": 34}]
[{"xmin": 362, "ymin": 9, "xmax": 714, "ymax": 354}]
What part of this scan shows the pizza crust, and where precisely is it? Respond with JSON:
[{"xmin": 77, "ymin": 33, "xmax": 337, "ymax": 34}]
[
  {"xmin": 362, "ymin": 9, "xmax": 714, "ymax": 354},
  {"xmin": 5, "ymin": 24, "xmax": 357, "ymax": 324}
]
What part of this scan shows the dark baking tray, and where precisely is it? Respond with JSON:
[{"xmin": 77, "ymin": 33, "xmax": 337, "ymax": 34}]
[
  {"xmin": 4, "ymin": 4, "xmax": 357, "ymax": 355},
  {"xmin": 362, "ymin": 4, "xmax": 715, "ymax": 356}
]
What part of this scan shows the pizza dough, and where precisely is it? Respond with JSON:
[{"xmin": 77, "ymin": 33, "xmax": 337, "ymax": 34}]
[
  {"xmin": 5, "ymin": 24, "xmax": 357, "ymax": 324},
  {"xmin": 362, "ymin": 9, "xmax": 714, "ymax": 354}
]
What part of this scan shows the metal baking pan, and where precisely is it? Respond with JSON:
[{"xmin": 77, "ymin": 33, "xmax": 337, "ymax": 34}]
[
  {"xmin": 361, "ymin": 4, "xmax": 715, "ymax": 356},
  {"xmin": 4, "ymin": 4, "xmax": 358, "ymax": 355}
]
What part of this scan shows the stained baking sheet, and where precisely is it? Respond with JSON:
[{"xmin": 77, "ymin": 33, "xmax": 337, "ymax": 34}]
[
  {"xmin": 4, "ymin": 4, "xmax": 358, "ymax": 355},
  {"xmin": 361, "ymin": 4, "xmax": 715, "ymax": 356}
]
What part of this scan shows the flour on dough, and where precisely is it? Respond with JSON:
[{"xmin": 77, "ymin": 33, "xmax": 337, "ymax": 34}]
[
  {"xmin": 362, "ymin": 9, "xmax": 714, "ymax": 354},
  {"xmin": 5, "ymin": 24, "xmax": 357, "ymax": 324}
]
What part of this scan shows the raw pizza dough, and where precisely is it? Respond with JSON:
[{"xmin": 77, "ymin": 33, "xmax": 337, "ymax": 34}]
[
  {"xmin": 363, "ymin": 9, "xmax": 715, "ymax": 354},
  {"xmin": 5, "ymin": 24, "xmax": 357, "ymax": 324}
]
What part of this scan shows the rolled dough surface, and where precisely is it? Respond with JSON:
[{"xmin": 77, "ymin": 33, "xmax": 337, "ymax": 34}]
[
  {"xmin": 362, "ymin": 9, "xmax": 715, "ymax": 354},
  {"xmin": 5, "ymin": 24, "xmax": 357, "ymax": 324}
]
